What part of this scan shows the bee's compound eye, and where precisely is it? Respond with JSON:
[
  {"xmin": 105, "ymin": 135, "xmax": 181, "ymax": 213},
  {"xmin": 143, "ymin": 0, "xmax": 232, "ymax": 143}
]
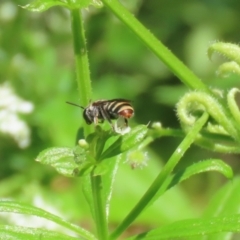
[
  {"xmin": 118, "ymin": 108, "xmax": 134, "ymax": 119},
  {"xmin": 83, "ymin": 108, "xmax": 93, "ymax": 124}
]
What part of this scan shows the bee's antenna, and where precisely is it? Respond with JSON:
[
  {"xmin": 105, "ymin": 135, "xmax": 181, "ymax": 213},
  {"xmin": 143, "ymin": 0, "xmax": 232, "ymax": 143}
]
[{"xmin": 66, "ymin": 101, "xmax": 85, "ymax": 110}]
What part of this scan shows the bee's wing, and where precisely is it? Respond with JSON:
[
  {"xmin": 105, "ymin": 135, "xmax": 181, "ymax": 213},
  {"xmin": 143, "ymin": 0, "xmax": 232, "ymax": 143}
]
[
  {"xmin": 108, "ymin": 99, "xmax": 132, "ymax": 103},
  {"xmin": 92, "ymin": 99, "xmax": 132, "ymax": 107}
]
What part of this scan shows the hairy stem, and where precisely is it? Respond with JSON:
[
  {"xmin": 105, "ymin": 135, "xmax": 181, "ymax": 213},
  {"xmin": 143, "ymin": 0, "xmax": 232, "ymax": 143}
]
[
  {"xmin": 102, "ymin": 0, "xmax": 209, "ymax": 92},
  {"xmin": 70, "ymin": 9, "xmax": 92, "ymax": 137},
  {"xmin": 91, "ymin": 171, "xmax": 108, "ymax": 240}
]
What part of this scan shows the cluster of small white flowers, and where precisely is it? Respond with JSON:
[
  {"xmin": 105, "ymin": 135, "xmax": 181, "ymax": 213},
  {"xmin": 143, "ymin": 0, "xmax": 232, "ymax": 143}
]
[{"xmin": 0, "ymin": 82, "xmax": 34, "ymax": 148}]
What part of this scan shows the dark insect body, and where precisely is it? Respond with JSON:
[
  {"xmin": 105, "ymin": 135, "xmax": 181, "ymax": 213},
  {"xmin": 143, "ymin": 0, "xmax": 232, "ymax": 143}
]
[{"xmin": 66, "ymin": 99, "xmax": 134, "ymax": 130}]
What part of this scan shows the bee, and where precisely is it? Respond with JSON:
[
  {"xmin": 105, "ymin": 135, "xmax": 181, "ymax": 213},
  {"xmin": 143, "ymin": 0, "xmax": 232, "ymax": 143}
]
[{"xmin": 66, "ymin": 99, "xmax": 134, "ymax": 131}]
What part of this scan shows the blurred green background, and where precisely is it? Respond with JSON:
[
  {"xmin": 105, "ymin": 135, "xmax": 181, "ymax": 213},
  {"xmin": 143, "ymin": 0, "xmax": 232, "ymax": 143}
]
[{"xmin": 1, "ymin": 0, "xmax": 240, "ymax": 234}]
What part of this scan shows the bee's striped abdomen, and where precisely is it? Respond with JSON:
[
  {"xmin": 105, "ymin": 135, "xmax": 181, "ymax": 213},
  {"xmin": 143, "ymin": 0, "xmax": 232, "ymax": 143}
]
[{"xmin": 105, "ymin": 100, "xmax": 134, "ymax": 119}]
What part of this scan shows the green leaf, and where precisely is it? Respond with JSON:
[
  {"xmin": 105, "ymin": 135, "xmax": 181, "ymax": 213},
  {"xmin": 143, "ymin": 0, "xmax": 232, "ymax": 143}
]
[
  {"xmin": 0, "ymin": 225, "xmax": 79, "ymax": 240},
  {"xmin": 81, "ymin": 175, "xmax": 93, "ymax": 216},
  {"xmin": 90, "ymin": 0, "xmax": 103, "ymax": 8},
  {"xmin": 36, "ymin": 147, "xmax": 74, "ymax": 164},
  {"xmin": 36, "ymin": 147, "xmax": 93, "ymax": 177},
  {"xmin": 86, "ymin": 126, "xmax": 115, "ymax": 161},
  {"xmin": 128, "ymin": 214, "xmax": 240, "ymax": 239},
  {"xmin": 99, "ymin": 156, "xmax": 120, "ymax": 219},
  {"xmin": 21, "ymin": 0, "xmax": 102, "ymax": 12},
  {"xmin": 204, "ymin": 176, "xmax": 240, "ymax": 217},
  {"xmin": 0, "ymin": 200, "xmax": 96, "ymax": 239},
  {"xmin": 82, "ymin": 156, "xmax": 120, "ymax": 220},
  {"xmin": 147, "ymin": 159, "xmax": 233, "ymax": 208},
  {"xmin": 21, "ymin": 0, "xmax": 69, "ymax": 12},
  {"xmin": 170, "ymin": 159, "xmax": 233, "ymax": 184},
  {"xmin": 199, "ymin": 176, "xmax": 240, "ymax": 239},
  {"xmin": 99, "ymin": 125, "xmax": 148, "ymax": 161}
]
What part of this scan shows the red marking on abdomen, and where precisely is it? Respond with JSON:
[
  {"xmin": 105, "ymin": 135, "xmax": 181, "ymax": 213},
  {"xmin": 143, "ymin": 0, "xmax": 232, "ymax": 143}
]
[{"xmin": 118, "ymin": 109, "xmax": 134, "ymax": 118}]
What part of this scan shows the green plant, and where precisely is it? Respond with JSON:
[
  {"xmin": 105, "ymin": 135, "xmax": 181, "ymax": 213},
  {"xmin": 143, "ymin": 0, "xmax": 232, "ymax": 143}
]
[{"xmin": 1, "ymin": 0, "xmax": 240, "ymax": 239}]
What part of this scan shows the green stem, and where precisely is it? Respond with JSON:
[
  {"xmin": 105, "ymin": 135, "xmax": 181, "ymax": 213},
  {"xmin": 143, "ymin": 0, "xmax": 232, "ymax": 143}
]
[
  {"xmin": 91, "ymin": 171, "xmax": 108, "ymax": 240},
  {"xmin": 151, "ymin": 128, "xmax": 186, "ymax": 139},
  {"xmin": 70, "ymin": 9, "xmax": 92, "ymax": 137},
  {"xmin": 101, "ymin": 0, "xmax": 209, "ymax": 92},
  {"xmin": 109, "ymin": 112, "xmax": 209, "ymax": 240}
]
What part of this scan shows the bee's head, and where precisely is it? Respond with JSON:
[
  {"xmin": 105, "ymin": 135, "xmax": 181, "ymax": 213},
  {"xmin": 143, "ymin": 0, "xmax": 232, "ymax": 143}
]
[
  {"xmin": 83, "ymin": 107, "xmax": 94, "ymax": 124},
  {"xmin": 66, "ymin": 101, "xmax": 93, "ymax": 124}
]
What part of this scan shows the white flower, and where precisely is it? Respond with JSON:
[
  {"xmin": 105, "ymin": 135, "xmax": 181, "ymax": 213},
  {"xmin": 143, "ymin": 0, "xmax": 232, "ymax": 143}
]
[{"xmin": 0, "ymin": 82, "xmax": 34, "ymax": 148}]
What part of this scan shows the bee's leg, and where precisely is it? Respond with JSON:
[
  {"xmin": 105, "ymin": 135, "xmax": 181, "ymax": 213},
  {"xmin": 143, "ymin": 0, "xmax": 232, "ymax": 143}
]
[
  {"xmin": 124, "ymin": 118, "xmax": 128, "ymax": 126},
  {"xmin": 93, "ymin": 117, "xmax": 98, "ymax": 125}
]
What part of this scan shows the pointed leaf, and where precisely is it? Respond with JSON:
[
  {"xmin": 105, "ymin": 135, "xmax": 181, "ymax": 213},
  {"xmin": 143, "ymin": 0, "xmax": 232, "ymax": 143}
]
[
  {"xmin": 204, "ymin": 176, "xmax": 240, "ymax": 217},
  {"xmin": 128, "ymin": 214, "xmax": 240, "ymax": 239},
  {"xmin": 21, "ymin": 0, "xmax": 69, "ymax": 12},
  {"xmin": 91, "ymin": 0, "xmax": 103, "ymax": 8},
  {"xmin": 36, "ymin": 147, "xmax": 93, "ymax": 177},
  {"xmin": 201, "ymin": 176, "xmax": 240, "ymax": 239},
  {"xmin": 0, "ymin": 200, "xmax": 96, "ymax": 239},
  {"xmin": 99, "ymin": 156, "xmax": 120, "ymax": 219},
  {"xmin": 82, "ymin": 156, "xmax": 120, "ymax": 220},
  {"xmin": 147, "ymin": 159, "xmax": 233, "ymax": 208},
  {"xmin": 0, "ymin": 225, "xmax": 79, "ymax": 240},
  {"xmin": 81, "ymin": 175, "xmax": 94, "ymax": 217},
  {"xmin": 36, "ymin": 147, "xmax": 74, "ymax": 164},
  {"xmin": 86, "ymin": 127, "xmax": 114, "ymax": 160},
  {"xmin": 99, "ymin": 125, "xmax": 148, "ymax": 161},
  {"xmin": 21, "ymin": 0, "xmax": 102, "ymax": 12}
]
